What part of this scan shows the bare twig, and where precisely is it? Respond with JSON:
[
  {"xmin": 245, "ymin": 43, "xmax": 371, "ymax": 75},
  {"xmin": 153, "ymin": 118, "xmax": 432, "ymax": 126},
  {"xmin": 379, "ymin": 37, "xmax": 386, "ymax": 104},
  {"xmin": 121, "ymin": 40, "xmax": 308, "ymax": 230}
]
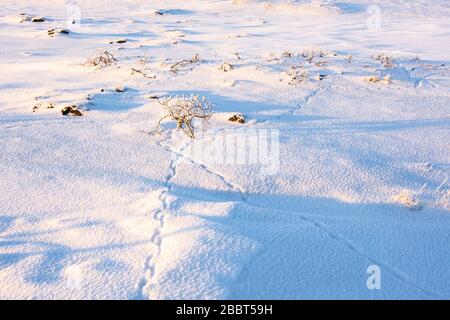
[
  {"xmin": 170, "ymin": 53, "xmax": 200, "ymax": 72},
  {"xmin": 131, "ymin": 67, "xmax": 156, "ymax": 79}
]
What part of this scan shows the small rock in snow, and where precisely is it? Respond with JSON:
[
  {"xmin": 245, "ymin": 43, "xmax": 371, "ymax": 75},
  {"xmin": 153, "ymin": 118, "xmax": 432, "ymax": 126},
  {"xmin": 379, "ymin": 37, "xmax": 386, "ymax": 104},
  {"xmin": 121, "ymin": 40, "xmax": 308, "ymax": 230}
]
[
  {"xmin": 229, "ymin": 114, "xmax": 245, "ymax": 124},
  {"xmin": 61, "ymin": 106, "xmax": 83, "ymax": 116}
]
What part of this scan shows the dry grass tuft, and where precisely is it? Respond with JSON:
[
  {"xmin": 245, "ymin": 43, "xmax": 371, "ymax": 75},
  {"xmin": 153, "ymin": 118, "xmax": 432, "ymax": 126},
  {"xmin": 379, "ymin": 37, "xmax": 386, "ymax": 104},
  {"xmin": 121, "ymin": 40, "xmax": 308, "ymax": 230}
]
[
  {"xmin": 364, "ymin": 75, "xmax": 391, "ymax": 84},
  {"xmin": 219, "ymin": 62, "xmax": 233, "ymax": 72},
  {"xmin": 393, "ymin": 190, "xmax": 423, "ymax": 211},
  {"xmin": 84, "ymin": 51, "xmax": 118, "ymax": 69},
  {"xmin": 375, "ymin": 54, "xmax": 394, "ymax": 68}
]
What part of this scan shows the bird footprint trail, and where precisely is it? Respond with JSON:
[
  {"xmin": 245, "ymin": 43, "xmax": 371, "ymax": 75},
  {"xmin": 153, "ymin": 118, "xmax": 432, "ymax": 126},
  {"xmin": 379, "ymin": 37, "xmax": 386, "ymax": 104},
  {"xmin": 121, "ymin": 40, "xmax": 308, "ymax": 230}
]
[
  {"xmin": 136, "ymin": 126, "xmax": 253, "ymax": 299},
  {"xmin": 168, "ymin": 141, "xmax": 249, "ymax": 201},
  {"xmin": 137, "ymin": 131, "xmax": 183, "ymax": 299},
  {"xmin": 237, "ymin": 201, "xmax": 444, "ymax": 299},
  {"xmin": 279, "ymin": 86, "xmax": 323, "ymax": 120}
]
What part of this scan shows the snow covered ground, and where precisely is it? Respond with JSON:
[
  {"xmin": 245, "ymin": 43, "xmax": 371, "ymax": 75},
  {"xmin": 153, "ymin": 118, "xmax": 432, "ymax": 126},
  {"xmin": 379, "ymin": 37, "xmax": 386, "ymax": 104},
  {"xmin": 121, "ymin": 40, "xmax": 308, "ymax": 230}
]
[{"xmin": 0, "ymin": 0, "xmax": 449, "ymax": 299}]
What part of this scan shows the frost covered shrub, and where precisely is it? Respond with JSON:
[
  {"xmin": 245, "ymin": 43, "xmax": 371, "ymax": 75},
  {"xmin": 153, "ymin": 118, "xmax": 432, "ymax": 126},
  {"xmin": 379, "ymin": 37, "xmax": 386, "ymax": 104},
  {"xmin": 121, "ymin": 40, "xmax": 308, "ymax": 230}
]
[{"xmin": 152, "ymin": 95, "xmax": 213, "ymax": 139}]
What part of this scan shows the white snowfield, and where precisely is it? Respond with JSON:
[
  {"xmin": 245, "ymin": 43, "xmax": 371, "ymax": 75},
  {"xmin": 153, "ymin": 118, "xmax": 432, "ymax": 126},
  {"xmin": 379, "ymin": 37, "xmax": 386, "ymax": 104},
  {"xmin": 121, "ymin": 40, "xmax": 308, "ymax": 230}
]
[{"xmin": 0, "ymin": 0, "xmax": 449, "ymax": 300}]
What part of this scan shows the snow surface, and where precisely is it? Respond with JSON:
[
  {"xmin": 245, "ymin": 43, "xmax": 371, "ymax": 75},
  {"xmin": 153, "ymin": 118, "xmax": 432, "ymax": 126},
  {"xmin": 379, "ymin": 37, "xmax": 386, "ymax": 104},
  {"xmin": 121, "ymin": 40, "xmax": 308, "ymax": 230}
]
[{"xmin": 0, "ymin": 0, "xmax": 449, "ymax": 299}]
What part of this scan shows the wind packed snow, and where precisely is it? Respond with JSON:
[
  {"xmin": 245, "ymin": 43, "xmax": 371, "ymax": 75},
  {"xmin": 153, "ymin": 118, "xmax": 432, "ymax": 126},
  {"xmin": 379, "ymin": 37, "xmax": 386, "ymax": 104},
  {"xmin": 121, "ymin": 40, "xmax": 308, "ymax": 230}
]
[{"xmin": 0, "ymin": 0, "xmax": 449, "ymax": 299}]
